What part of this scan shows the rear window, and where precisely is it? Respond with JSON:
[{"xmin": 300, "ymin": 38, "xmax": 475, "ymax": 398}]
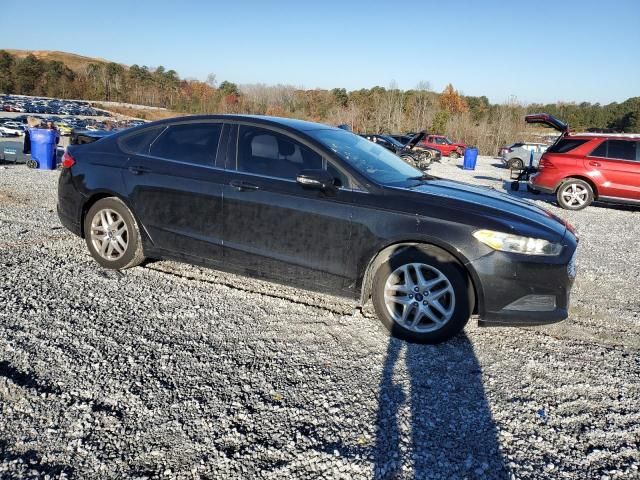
[
  {"xmin": 546, "ymin": 139, "xmax": 588, "ymax": 154},
  {"xmin": 149, "ymin": 123, "xmax": 222, "ymax": 166},
  {"xmin": 590, "ymin": 140, "xmax": 638, "ymax": 161},
  {"xmin": 118, "ymin": 125, "xmax": 165, "ymax": 154}
]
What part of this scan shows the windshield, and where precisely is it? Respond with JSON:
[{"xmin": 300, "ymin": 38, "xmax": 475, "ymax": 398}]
[{"xmin": 309, "ymin": 129, "xmax": 422, "ymax": 185}]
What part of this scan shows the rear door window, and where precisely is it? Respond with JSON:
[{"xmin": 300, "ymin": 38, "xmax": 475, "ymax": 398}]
[
  {"xmin": 118, "ymin": 125, "xmax": 165, "ymax": 154},
  {"xmin": 235, "ymin": 125, "xmax": 323, "ymax": 180},
  {"xmin": 607, "ymin": 140, "xmax": 637, "ymax": 161},
  {"xmin": 590, "ymin": 140, "xmax": 638, "ymax": 161},
  {"xmin": 546, "ymin": 138, "xmax": 588, "ymax": 154},
  {"xmin": 589, "ymin": 141, "xmax": 607, "ymax": 158},
  {"xmin": 149, "ymin": 123, "xmax": 222, "ymax": 166}
]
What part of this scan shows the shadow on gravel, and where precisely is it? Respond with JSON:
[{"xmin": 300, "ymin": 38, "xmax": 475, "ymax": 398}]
[{"xmin": 374, "ymin": 335, "xmax": 508, "ymax": 479}]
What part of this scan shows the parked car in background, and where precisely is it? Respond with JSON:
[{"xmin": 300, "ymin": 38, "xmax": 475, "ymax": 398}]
[
  {"xmin": 389, "ymin": 133, "xmax": 442, "ymax": 163},
  {"xmin": 420, "ymin": 135, "xmax": 466, "ymax": 158},
  {"xmin": 360, "ymin": 132, "xmax": 437, "ymax": 169},
  {"xmin": 527, "ymin": 113, "xmax": 640, "ymax": 210},
  {"xmin": 501, "ymin": 142, "xmax": 548, "ymax": 169},
  {"xmin": 0, "ymin": 125, "xmax": 24, "ymax": 136},
  {"xmin": 57, "ymin": 115, "xmax": 578, "ymax": 343},
  {"xmin": 56, "ymin": 123, "xmax": 74, "ymax": 136},
  {"xmin": 0, "ymin": 94, "xmax": 109, "ymax": 117}
]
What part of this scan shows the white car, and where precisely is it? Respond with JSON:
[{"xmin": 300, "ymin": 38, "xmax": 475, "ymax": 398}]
[
  {"xmin": 0, "ymin": 125, "xmax": 24, "ymax": 136},
  {"xmin": 501, "ymin": 142, "xmax": 548, "ymax": 169}
]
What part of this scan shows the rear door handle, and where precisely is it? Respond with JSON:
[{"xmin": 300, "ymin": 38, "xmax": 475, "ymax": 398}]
[
  {"xmin": 589, "ymin": 161, "xmax": 601, "ymax": 167},
  {"xmin": 230, "ymin": 179, "xmax": 260, "ymax": 191},
  {"xmin": 128, "ymin": 165, "xmax": 152, "ymax": 175}
]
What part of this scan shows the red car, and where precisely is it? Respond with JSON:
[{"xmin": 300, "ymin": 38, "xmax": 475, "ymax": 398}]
[
  {"xmin": 420, "ymin": 134, "xmax": 466, "ymax": 158},
  {"xmin": 528, "ymin": 114, "xmax": 640, "ymax": 210}
]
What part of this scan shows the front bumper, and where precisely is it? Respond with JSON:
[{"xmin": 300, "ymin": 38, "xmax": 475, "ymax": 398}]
[{"xmin": 472, "ymin": 237, "xmax": 577, "ymax": 326}]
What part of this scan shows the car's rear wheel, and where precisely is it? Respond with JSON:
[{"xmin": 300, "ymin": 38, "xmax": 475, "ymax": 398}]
[
  {"xmin": 84, "ymin": 197, "xmax": 145, "ymax": 269},
  {"xmin": 371, "ymin": 248, "xmax": 471, "ymax": 343},
  {"xmin": 556, "ymin": 178, "xmax": 593, "ymax": 210},
  {"xmin": 508, "ymin": 158, "xmax": 524, "ymax": 169}
]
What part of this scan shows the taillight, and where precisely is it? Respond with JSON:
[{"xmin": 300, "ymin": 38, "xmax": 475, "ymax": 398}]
[
  {"xmin": 539, "ymin": 158, "xmax": 555, "ymax": 169},
  {"xmin": 508, "ymin": 148, "xmax": 513, "ymax": 153},
  {"xmin": 61, "ymin": 151, "xmax": 75, "ymax": 168}
]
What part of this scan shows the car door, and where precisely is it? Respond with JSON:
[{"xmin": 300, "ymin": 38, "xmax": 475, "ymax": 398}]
[
  {"xmin": 587, "ymin": 139, "xmax": 640, "ymax": 200},
  {"xmin": 220, "ymin": 123, "xmax": 354, "ymax": 291},
  {"xmin": 121, "ymin": 121, "xmax": 227, "ymax": 262}
]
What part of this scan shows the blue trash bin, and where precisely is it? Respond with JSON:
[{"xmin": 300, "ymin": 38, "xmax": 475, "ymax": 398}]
[
  {"xmin": 463, "ymin": 147, "xmax": 478, "ymax": 170},
  {"xmin": 29, "ymin": 128, "xmax": 58, "ymax": 170}
]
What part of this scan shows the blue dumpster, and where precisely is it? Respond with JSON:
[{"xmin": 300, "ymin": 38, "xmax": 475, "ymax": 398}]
[
  {"xmin": 463, "ymin": 147, "xmax": 478, "ymax": 170},
  {"xmin": 29, "ymin": 128, "xmax": 58, "ymax": 170}
]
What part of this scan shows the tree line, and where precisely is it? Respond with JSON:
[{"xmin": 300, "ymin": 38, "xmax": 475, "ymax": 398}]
[{"xmin": 1, "ymin": 50, "xmax": 638, "ymax": 154}]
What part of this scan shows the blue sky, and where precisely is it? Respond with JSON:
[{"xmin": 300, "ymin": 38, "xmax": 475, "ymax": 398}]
[{"xmin": 2, "ymin": 0, "xmax": 638, "ymax": 104}]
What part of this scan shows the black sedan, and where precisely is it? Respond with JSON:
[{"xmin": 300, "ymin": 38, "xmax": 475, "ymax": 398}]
[{"xmin": 57, "ymin": 115, "xmax": 578, "ymax": 343}]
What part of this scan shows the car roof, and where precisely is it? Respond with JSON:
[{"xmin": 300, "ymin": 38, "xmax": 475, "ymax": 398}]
[
  {"xmin": 569, "ymin": 132, "xmax": 640, "ymax": 140},
  {"xmin": 148, "ymin": 114, "xmax": 339, "ymax": 132}
]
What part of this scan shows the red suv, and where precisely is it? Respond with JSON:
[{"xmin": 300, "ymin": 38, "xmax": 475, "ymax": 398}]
[
  {"xmin": 420, "ymin": 135, "xmax": 466, "ymax": 158},
  {"xmin": 527, "ymin": 114, "xmax": 640, "ymax": 210}
]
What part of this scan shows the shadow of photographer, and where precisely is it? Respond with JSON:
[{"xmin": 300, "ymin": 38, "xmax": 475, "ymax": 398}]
[{"xmin": 374, "ymin": 334, "xmax": 508, "ymax": 479}]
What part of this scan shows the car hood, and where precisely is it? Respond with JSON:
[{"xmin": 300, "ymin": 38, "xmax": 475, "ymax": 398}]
[
  {"xmin": 404, "ymin": 131, "xmax": 426, "ymax": 149},
  {"xmin": 391, "ymin": 178, "xmax": 568, "ymax": 240}
]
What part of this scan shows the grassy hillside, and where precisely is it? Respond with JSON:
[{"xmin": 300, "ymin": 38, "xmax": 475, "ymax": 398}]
[{"xmin": 4, "ymin": 49, "xmax": 121, "ymax": 71}]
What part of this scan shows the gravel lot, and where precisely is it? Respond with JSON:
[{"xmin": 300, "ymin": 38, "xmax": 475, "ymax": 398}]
[{"xmin": 0, "ymin": 156, "xmax": 639, "ymax": 479}]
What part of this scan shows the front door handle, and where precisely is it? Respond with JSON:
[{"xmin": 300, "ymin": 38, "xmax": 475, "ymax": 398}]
[
  {"xmin": 128, "ymin": 165, "xmax": 152, "ymax": 175},
  {"xmin": 230, "ymin": 179, "xmax": 260, "ymax": 191},
  {"xmin": 589, "ymin": 161, "xmax": 601, "ymax": 167}
]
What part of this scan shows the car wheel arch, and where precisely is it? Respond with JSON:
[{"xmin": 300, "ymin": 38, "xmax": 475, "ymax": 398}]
[
  {"xmin": 556, "ymin": 176, "xmax": 599, "ymax": 199},
  {"xmin": 80, "ymin": 192, "xmax": 150, "ymax": 242},
  {"xmin": 358, "ymin": 241, "xmax": 479, "ymax": 315}
]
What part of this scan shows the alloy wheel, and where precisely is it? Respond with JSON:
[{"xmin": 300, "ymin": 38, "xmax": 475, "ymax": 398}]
[
  {"xmin": 383, "ymin": 263, "xmax": 456, "ymax": 333},
  {"xmin": 90, "ymin": 209, "xmax": 129, "ymax": 260},
  {"xmin": 561, "ymin": 183, "xmax": 589, "ymax": 208}
]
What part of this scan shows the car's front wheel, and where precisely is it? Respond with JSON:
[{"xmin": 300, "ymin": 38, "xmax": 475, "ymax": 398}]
[
  {"xmin": 371, "ymin": 247, "xmax": 471, "ymax": 343},
  {"xmin": 449, "ymin": 151, "xmax": 460, "ymax": 159},
  {"xmin": 400, "ymin": 153, "xmax": 418, "ymax": 168},
  {"xmin": 556, "ymin": 178, "xmax": 593, "ymax": 210},
  {"xmin": 84, "ymin": 197, "xmax": 145, "ymax": 269}
]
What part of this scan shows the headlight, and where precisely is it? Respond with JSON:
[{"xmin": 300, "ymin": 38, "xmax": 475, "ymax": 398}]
[{"xmin": 473, "ymin": 229, "xmax": 562, "ymax": 256}]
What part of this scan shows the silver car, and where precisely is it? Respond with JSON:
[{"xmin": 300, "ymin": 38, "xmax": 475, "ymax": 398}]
[{"xmin": 501, "ymin": 142, "xmax": 548, "ymax": 169}]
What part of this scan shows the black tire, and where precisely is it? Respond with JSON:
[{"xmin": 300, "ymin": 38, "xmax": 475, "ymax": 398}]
[
  {"xmin": 508, "ymin": 158, "xmax": 524, "ymax": 170},
  {"xmin": 400, "ymin": 154, "xmax": 418, "ymax": 168},
  {"xmin": 26, "ymin": 159, "xmax": 37, "ymax": 169},
  {"xmin": 556, "ymin": 178, "xmax": 594, "ymax": 210},
  {"xmin": 511, "ymin": 181, "xmax": 520, "ymax": 191},
  {"xmin": 449, "ymin": 151, "xmax": 460, "ymax": 159},
  {"xmin": 84, "ymin": 197, "xmax": 145, "ymax": 270},
  {"xmin": 371, "ymin": 246, "xmax": 471, "ymax": 344}
]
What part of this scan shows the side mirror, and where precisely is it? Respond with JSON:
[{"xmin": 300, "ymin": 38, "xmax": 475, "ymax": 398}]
[{"xmin": 296, "ymin": 169, "xmax": 336, "ymax": 190}]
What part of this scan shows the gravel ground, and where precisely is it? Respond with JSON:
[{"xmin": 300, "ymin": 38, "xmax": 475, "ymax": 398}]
[{"xmin": 0, "ymin": 156, "xmax": 638, "ymax": 479}]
